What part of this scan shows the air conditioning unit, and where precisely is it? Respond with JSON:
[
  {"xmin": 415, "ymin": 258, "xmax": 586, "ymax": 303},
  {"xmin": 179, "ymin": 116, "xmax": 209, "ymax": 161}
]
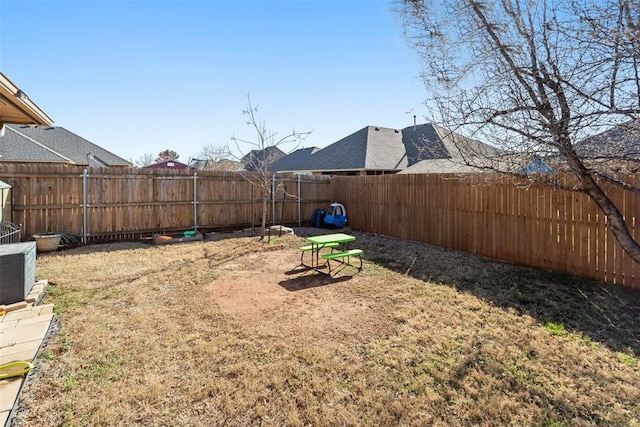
[{"xmin": 0, "ymin": 242, "xmax": 36, "ymax": 305}]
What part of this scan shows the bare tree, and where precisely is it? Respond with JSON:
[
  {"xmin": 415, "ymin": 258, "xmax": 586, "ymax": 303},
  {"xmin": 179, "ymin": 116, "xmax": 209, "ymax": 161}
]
[
  {"xmin": 396, "ymin": 0, "xmax": 640, "ymax": 263},
  {"xmin": 192, "ymin": 143, "xmax": 240, "ymax": 171},
  {"xmin": 231, "ymin": 95, "xmax": 311, "ymax": 241},
  {"xmin": 135, "ymin": 152, "xmax": 155, "ymax": 168}
]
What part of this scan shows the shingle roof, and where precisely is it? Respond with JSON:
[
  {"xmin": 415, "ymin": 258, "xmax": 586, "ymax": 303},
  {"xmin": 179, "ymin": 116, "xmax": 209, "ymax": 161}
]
[
  {"xmin": 242, "ymin": 146, "xmax": 286, "ymax": 171},
  {"xmin": 1, "ymin": 125, "xmax": 130, "ymax": 166},
  {"xmin": 574, "ymin": 120, "xmax": 640, "ymax": 159},
  {"xmin": 271, "ymin": 123, "xmax": 491, "ymax": 173},
  {"xmin": 0, "ymin": 125, "xmax": 69, "ymax": 162},
  {"xmin": 270, "ymin": 147, "xmax": 320, "ymax": 172}
]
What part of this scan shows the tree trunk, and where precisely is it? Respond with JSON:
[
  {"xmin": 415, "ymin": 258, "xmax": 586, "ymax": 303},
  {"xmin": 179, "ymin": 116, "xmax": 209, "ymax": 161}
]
[
  {"xmin": 566, "ymin": 151, "xmax": 640, "ymax": 264},
  {"xmin": 260, "ymin": 195, "xmax": 268, "ymax": 241}
]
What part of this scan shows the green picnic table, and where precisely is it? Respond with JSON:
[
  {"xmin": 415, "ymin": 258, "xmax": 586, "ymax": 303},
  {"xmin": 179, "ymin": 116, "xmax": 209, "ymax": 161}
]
[{"xmin": 301, "ymin": 233, "xmax": 363, "ymax": 273}]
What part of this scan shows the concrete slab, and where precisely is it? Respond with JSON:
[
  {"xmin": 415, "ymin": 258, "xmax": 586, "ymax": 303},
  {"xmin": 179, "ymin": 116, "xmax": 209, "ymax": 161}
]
[
  {"xmin": 3, "ymin": 308, "xmax": 42, "ymax": 321},
  {"xmin": 0, "ymin": 280, "xmax": 53, "ymax": 427},
  {"xmin": 0, "ymin": 319, "xmax": 19, "ymax": 331},
  {"xmin": 0, "ymin": 349, "xmax": 39, "ymax": 366},
  {"xmin": 17, "ymin": 313, "xmax": 54, "ymax": 327},
  {"xmin": 0, "ymin": 340, "xmax": 40, "ymax": 360},
  {"xmin": 1, "ymin": 319, "xmax": 50, "ymax": 345},
  {"xmin": 0, "ymin": 378, "xmax": 22, "ymax": 412}
]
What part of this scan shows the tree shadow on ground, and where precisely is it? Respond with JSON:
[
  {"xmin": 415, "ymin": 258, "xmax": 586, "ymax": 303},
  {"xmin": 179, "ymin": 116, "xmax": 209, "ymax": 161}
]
[
  {"xmin": 351, "ymin": 230, "xmax": 640, "ymax": 356},
  {"xmin": 279, "ymin": 272, "xmax": 352, "ymax": 291}
]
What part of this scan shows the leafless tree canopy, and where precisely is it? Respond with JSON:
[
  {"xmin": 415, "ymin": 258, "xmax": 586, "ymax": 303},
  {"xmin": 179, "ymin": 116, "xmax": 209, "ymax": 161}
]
[
  {"xmin": 397, "ymin": 0, "xmax": 639, "ymax": 164},
  {"xmin": 192, "ymin": 144, "xmax": 239, "ymax": 171},
  {"xmin": 135, "ymin": 152, "xmax": 155, "ymax": 168},
  {"xmin": 396, "ymin": 0, "xmax": 640, "ymax": 263},
  {"xmin": 231, "ymin": 95, "xmax": 311, "ymax": 240}
]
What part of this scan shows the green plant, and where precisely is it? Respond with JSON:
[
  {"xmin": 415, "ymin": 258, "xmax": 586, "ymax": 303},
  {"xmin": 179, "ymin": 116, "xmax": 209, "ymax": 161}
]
[
  {"xmin": 617, "ymin": 353, "xmax": 638, "ymax": 368},
  {"xmin": 544, "ymin": 322, "xmax": 567, "ymax": 336},
  {"xmin": 40, "ymin": 349, "xmax": 55, "ymax": 361}
]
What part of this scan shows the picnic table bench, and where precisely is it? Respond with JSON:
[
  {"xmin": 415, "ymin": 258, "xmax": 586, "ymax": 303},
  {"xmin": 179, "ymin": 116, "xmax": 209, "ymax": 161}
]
[
  {"xmin": 300, "ymin": 242, "xmax": 340, "ymax": 264},
  {"xmin": 302, "ymin": 233, "xmax": 363, "ymax": 273},
  {"xmin": 322, "ymin": 249, "xmax": 363, "ymax": 273}
]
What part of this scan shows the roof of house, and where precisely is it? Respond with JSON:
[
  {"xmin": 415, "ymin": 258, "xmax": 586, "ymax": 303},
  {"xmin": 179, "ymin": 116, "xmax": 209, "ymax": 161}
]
[
  {"xmin": 0, "ymin": 125, "xmax": 131, "ymax": 167},
  {"xmin": 143, "ymin": 160, "xmax": 189, "ymax": 169},
  {"xmin": 398, "ymin": 158, "xmax": 488, "ymax": 174},
  {"xmin": 242, "ymin": 146, "xmax": 286, "ymax": 171},
  {"xmin": 0, "ymin": 73, "xmax": 53, "ymax": 126},
  {"xmin": 399, "ymin": 154, "xmax": 552, "ymax": 175},
  {"xmin": 270, "ymin": 147, "xmax": 321, "ymax": 172},
  {"xmin": 271, "ymin": 123, "xmax": 498, "ymax": 173},
  {"xmin": 574, "ymin": 120, "xmax": 640, "ymax": 160}
]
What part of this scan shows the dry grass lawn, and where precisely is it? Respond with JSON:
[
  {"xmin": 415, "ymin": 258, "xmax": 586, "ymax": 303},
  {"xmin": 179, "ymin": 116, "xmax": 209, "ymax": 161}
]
[{"xmin": 12, "ymin": 228, "xmax": 640, "ymax": 426}]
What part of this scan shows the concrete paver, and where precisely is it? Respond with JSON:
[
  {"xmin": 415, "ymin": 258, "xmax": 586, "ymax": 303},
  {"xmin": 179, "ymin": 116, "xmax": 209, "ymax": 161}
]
[
  {"xmin": 0, "ymin": 340, "xmax": 41, "ymax": 361},
  {"xmin": 0, "ymin": 380, "xmax": 22, "ymax": 412},
  {"xmin": 0, "ymin": 280, "xmax": 53, "ymax": 427}
]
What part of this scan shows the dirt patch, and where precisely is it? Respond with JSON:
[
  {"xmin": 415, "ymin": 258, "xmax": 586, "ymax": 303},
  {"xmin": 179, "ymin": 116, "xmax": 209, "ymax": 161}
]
[{"xmin": 207, "ymin": 247, "xmax": 394, "ymax": 345}]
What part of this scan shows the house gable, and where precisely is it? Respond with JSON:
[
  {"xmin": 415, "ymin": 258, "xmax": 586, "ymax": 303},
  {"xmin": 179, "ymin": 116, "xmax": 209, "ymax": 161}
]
[
  {"xmin": 242, "ymin": 147, "xmax": 286, "ymax": 171},
  {"xmin": 0, "ymin": 125, "xmax": 69, "ymax": 162},
  {"xmin": 1, "ymin": 125, "xmax": 131, "ymax": 167}
]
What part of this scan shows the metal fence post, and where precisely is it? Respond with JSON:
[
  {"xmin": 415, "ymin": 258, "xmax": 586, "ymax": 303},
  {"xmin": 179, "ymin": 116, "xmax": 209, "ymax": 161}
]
[
  {"xmin": 82, "ymin": 169, "xmax": 88, "ymax": 243},
  {"xmin": 272, "ymin": 174, "xmax": 276, "ymax": 226},
  {"xmin": 193, "ymin": 172, "xmax": 198, "ymax": 231},
  {"xmin": 298, "ymin": 175, "xmax": 301, "ymax": 227}
]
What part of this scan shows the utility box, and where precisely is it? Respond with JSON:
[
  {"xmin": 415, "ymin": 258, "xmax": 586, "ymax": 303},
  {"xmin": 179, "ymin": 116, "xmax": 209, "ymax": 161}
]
[{"xmin": 0, "ymin": 242, "xmax": 36, "ymax": 305}]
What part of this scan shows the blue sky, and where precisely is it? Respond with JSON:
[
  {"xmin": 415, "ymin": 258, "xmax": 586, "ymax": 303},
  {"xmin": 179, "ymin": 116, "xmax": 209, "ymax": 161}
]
[{"xmin": 0, "ymin": 0, "xmax": 426, "ymax": 164}]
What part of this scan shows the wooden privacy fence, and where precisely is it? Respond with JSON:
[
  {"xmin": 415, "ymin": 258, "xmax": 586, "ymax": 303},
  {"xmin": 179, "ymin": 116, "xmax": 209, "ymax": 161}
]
[
  {"xmin": 4, "ymin": 163, "xmax": 640, "ymax": 288},
  {"xmin": 0, "ymin": 164, "xmax": 331, "ymax": 241},
  {"xmin": 332, "ymin": 173, "xmax": 640, "ymax": 289}
]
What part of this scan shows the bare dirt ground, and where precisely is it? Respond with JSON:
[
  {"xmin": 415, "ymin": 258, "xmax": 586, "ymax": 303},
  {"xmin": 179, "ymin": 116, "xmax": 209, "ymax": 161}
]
[
  {"xmin": 206, "ymin": 231, "xmax": 393, "ymax": 346},
  {"xmin": 11, "ymin": 226, "xmax": 640, "ymax": 426}
]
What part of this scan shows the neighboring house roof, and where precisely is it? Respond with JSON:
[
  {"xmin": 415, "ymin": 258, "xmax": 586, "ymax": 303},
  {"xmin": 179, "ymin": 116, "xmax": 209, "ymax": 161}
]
[
  {"xmin": 144, "ymin": 160, "xmax": 189, "ymax": 169},
  {"xmin": 0, "ymin": 125, "xmax": 131, "ymax": 167},
  {"xmin": 0, "ymin": 73, "xmax": 53, "ymax": 126},
  {"xmin": 574, "ymin": 120, "xmax": 640, "ymax": 160},
  {"xmin": 272, "ymin": 123, "xmax": 498, "ymax": 174},
  {"xmin": 187, "ymin": 158, "xmax": 242, "ymax": 171},
  {"xmin": 270, "ymin": 147, "xmax": 320, "ymax": 172},
  {"xmin": 399, "ymin": 155, "xmax": 552, "ymax": 174},
  {"xmin": 242, "ymin": 147, "xmax": 286, "ymax": 172},
  {"xmin": 399, "ymin": 159, "xmax": 488, "ymax": 174}
]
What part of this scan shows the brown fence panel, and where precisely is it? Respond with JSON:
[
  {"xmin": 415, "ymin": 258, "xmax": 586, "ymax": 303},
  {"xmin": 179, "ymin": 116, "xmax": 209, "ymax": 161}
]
[
  {"xmin": 0, "ymin": 165, "xmax": 332, "ymax": 241},
  {"xmin": 333, "ymin": 173, "xmax": 640, "ymax": 289}
]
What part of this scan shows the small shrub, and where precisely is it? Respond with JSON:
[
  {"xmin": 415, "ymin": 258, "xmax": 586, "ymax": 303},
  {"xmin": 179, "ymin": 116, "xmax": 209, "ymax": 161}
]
[{"xmin": 543, "ymin": 322, "xmax": 567, "ymax": 336}]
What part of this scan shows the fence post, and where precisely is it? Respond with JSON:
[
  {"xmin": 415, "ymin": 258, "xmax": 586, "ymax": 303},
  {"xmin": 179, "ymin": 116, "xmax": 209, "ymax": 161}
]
[
  {"xmin": 251, "ymin": 184, "xmax": 255, "ymax": 236},
  {"xmin": 193, "ymin": 172, "xmax": 198, "ymax": 231},
  {"xmin": 82, "ymin": 169, "xmax": 88, "ymax": 243},
  {"xmin": 298, "ymin": 175, "xmax": 301, "ymax": 227},
  {"xmin": 272, "ymin": 174, "xmax": 276, "ymax": 227}
]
